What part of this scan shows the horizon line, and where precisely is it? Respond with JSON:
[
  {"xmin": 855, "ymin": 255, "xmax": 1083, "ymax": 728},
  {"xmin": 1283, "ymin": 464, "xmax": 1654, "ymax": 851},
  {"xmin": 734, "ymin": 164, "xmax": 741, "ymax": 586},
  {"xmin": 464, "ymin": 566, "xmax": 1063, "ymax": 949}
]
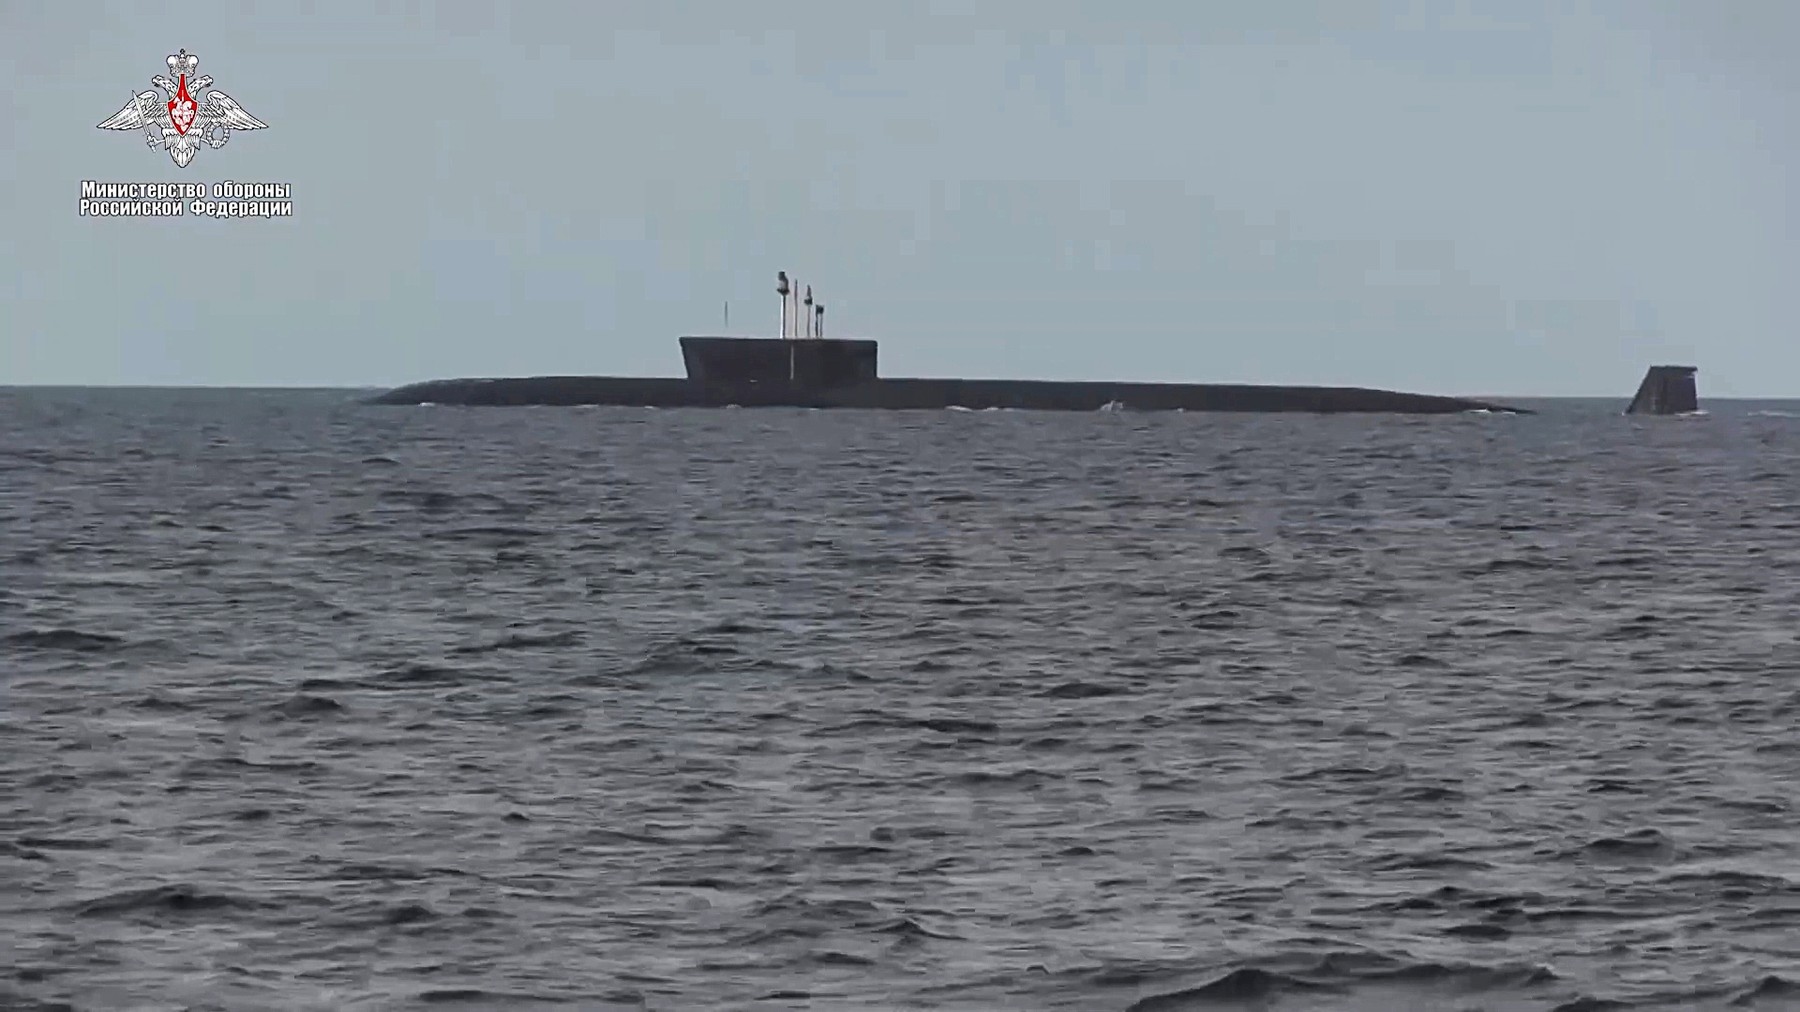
[{"xmin": 2, "ymin": 383, "xmax": 1791, "ymax": 401}]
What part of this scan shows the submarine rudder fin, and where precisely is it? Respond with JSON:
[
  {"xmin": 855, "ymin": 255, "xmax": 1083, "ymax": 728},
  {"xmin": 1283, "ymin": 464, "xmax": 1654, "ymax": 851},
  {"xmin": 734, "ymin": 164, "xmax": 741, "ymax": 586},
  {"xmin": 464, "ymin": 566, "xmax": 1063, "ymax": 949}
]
[{"xmin": 1625, "ymin": 365, "xmax": 1698, "ymax": 416}]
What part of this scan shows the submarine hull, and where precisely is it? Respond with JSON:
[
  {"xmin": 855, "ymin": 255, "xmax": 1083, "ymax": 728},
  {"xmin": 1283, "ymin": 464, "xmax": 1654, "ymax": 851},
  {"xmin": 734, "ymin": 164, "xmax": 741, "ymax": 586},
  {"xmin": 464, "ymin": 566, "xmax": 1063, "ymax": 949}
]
[
  {"xmin": 369, "ymin": 374, "xmax": 1524, "ymax": 414},
  {"xmin": 371, "ymin": 335, "xmax": 1529, "ymax": 414}
]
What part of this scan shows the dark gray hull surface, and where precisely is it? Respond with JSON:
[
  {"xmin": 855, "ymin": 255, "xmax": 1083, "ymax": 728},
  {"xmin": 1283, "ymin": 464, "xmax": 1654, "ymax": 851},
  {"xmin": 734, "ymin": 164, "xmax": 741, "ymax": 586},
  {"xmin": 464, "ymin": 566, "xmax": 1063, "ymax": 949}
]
[
  {"xmin": 1625, "ymin": 365, "xmax": 1699, "ymax": 415},
  {"xmin": 370, "ymin": 375, "xmax": 1529, "ymax": 414}
]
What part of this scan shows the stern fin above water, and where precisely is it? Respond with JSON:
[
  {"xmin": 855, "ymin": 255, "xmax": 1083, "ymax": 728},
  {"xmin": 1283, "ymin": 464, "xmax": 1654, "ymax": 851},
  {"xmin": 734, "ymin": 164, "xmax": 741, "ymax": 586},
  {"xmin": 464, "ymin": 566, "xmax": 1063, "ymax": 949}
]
[{"xmin": 1625, "ymin": 365, "xmax": 1698, "ymax": 416}]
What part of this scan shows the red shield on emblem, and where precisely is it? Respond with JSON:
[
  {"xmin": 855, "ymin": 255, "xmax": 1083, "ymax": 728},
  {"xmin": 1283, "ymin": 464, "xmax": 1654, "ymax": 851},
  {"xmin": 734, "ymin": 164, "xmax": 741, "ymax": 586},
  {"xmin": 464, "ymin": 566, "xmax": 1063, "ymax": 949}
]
[{"xmin": 168, "ymin": 75, "xmax": 197, "ymax": 134}]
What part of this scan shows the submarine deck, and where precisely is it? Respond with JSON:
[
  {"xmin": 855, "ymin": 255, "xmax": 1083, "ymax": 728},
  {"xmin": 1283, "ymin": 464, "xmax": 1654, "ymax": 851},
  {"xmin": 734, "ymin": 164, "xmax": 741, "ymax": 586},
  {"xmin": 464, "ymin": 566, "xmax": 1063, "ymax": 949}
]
[{"xmin": 369, "ymin": 375, "xmax": 1528, "ymax": 414}]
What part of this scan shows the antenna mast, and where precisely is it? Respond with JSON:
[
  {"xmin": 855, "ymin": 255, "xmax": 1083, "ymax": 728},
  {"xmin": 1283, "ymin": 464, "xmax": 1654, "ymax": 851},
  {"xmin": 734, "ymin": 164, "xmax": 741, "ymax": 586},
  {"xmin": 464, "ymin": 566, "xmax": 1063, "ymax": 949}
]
[{"xmin": 775, "ymin": 271, "xmax": 790, "ymax": 340}]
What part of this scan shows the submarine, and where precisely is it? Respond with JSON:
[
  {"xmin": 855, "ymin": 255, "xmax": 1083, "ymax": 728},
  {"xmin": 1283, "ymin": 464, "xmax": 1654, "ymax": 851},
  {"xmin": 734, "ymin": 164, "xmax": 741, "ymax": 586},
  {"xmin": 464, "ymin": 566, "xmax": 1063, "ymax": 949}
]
[{"xmin": 371, "ymin": 270, "xmax": 1531, "ymax": 414}]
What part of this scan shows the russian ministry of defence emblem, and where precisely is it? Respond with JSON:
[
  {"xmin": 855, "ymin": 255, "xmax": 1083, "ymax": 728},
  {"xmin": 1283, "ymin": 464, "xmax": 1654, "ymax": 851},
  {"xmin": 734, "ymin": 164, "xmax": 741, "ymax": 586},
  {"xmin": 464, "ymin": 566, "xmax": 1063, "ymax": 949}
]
[{"xmin": 97, "ymin": 49, "xmax": 267, "ymax": 168}]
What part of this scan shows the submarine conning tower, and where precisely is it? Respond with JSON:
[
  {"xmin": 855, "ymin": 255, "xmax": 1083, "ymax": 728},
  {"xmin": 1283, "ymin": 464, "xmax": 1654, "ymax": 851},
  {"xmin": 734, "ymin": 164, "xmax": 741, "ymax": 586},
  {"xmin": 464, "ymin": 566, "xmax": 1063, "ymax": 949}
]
[{"xmin": 679, "ymin": 269, "xmax": 879, "ymax": 388}]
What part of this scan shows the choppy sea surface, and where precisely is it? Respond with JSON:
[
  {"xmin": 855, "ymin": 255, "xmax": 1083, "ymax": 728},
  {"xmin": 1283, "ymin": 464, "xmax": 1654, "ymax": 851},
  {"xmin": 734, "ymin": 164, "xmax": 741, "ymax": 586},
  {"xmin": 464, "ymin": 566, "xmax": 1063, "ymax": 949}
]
[{"xmin": 5, "ymin": 388, "xmax": 1800, "ymax": 1012}]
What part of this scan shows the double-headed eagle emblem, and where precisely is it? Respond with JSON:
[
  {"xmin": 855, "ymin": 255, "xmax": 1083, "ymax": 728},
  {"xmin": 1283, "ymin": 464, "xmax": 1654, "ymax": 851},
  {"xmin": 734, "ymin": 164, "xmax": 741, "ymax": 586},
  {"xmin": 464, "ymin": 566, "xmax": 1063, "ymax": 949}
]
[{"xmin": 97, "ymin": 49, "xmax": 267, "ymax": 168}]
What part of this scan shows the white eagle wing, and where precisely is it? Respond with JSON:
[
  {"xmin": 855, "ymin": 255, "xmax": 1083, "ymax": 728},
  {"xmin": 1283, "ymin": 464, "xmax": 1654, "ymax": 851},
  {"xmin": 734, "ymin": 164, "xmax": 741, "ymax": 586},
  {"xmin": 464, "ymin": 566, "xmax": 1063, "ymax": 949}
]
[
  {"xmin": 200, "ymin": 91, "xmax": 268, "ymax": 130},
  {"xmin": 97, "ymin": 91, "xmax": 161, "ymax": 130}
]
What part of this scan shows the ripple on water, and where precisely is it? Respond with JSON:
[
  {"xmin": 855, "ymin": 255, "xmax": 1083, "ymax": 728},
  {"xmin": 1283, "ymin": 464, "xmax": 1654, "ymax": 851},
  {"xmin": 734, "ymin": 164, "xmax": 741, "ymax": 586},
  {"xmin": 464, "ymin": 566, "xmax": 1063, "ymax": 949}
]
[{"xmin": 4, "ymin": 391, "xmax": 1800, "ymax": 1009}]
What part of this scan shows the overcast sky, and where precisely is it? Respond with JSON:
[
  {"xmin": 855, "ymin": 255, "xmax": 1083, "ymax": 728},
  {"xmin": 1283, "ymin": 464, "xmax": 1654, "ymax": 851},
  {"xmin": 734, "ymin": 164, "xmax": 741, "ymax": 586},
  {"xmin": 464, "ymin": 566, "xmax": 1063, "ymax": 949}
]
[{"xmin": 2, "ymin": 0, "xmax": 1793, "ymax": 395}]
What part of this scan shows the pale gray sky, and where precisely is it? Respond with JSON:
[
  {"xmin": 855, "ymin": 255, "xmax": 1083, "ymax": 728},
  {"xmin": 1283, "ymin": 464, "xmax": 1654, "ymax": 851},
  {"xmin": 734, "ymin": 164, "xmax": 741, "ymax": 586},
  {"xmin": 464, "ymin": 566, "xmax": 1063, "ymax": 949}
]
[{"xmin": 2, "ymin": 0, "xmax": 1793, "ymax": 395}]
